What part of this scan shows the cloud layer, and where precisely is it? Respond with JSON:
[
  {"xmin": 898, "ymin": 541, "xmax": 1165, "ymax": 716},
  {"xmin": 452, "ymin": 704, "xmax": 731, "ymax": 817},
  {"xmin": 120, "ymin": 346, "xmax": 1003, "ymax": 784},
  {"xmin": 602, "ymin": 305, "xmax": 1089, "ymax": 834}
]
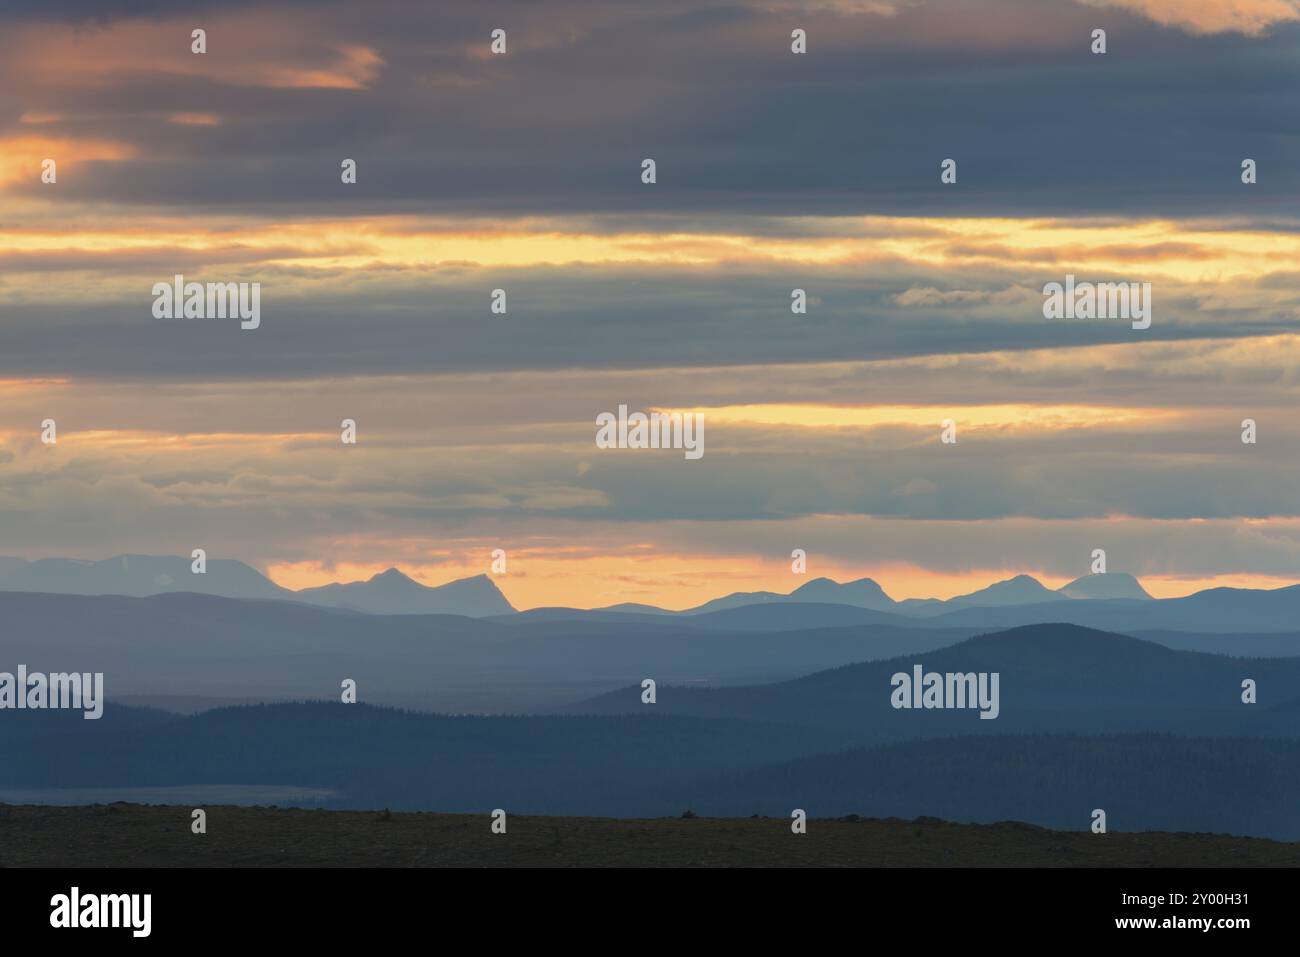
[{"xmin": 2, "ymin": 0, "xmax": 1299, "ymax": 605}]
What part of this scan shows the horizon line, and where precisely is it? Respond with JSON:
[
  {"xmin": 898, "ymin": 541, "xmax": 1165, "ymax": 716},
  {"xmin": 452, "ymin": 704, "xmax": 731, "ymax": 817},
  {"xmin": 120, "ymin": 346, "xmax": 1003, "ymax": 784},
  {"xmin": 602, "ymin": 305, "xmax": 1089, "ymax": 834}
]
[{"xmin": 3, "ymin": 553, "xmax": 1300, "ymax": 610}]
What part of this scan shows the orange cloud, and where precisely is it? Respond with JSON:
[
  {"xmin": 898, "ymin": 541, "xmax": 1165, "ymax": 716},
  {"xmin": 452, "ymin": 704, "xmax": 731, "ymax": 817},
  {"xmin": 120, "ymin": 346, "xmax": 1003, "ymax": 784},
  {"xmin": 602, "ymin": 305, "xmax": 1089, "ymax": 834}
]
[
  {"xmin": 167, "ymin": 113, "xmax": 222, "ymax": 127},
  {"xmin": 0, "ymin": 214, "xmax": 1296, "ymax": 289},
  {"xmin": 670, "ymin": 403, "xmax": 1179, "ymax": 432},
  {"xmin": 257, "ymin": 45, "xmax": 384, "ymax": 90},
  {"xmin": 1081, "ymin": 0, "xmax": 1300, "ymax": 35},
  {"xmin": 0, "ymin": 134, "xmax": 135, "ymax": 189}
]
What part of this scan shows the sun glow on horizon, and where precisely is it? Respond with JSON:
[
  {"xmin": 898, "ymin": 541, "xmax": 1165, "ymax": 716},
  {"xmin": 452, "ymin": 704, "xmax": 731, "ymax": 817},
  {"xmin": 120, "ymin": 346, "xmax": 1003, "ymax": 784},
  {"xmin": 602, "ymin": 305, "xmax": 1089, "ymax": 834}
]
[{"xmin": 262, "ymin": 556, "xmax": 1300, "ymax": 611}]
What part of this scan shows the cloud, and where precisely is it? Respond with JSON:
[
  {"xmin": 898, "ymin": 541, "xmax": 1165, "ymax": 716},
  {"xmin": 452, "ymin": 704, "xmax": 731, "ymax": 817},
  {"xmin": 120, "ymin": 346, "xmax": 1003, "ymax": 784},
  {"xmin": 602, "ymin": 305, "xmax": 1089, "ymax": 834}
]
[
  {"xmin": 2, "ymin": 0, "xmax": 1299, "ymax": 216},
  {"xmin": 0, "ymin": 12, "xmax": 384, "ymax": 92},
  {"xmin": 0, "ymin": 133, "xmax": 136, "ymax": 188},
  {"xmin": 3, "ymin": 0, "xmax": 1299, "ymax": 601},
  {"xmin": 1, "ymin": 214, "xmax": 1299, "ymax": 380},
  {"xmin": 167, "ymin": 112, "xmax": 222, "ymax": 126},
  {"xmin": 1081, "ymin": 0, "xmax": 1300, "ymax": 36}
]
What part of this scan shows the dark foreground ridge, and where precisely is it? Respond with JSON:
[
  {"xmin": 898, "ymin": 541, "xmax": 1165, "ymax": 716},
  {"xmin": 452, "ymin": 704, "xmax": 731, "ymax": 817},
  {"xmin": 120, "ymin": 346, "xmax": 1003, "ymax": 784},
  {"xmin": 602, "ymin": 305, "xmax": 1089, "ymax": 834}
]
[{"xmin": 3, "ymin": 804, "xmax": 1298, "ymax": 868}]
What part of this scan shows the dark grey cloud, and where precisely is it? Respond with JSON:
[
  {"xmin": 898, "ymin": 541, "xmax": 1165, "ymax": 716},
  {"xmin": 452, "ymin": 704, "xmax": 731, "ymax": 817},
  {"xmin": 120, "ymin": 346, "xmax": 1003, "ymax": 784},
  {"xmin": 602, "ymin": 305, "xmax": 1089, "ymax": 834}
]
[
  {"xmin": 0, "ymin": 0, "xmax": 308, "ymax": 21},
  {"xmin": 3, "ymin": 0, "xmax": 1300, "ymax": 217},
  {"xmin": 0, "ymin": 262, "xmax": 1291, "ymax": 380}
]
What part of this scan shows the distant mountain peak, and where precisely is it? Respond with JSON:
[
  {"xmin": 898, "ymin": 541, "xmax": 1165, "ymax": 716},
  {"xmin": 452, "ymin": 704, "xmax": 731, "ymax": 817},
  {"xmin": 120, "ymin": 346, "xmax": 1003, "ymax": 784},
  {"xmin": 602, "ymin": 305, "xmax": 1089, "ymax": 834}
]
[
  {"xmin": 0, "ymin": 554, "xmax": 515, "ymax": 618},
  {"xmin": 0, "ymin": 553, "xmax": 290, "ymax": 602},
  {"xmin": 944, "ymin": 574, "xmax": 1063, "ymax": 608},
  {"xmin": 299, "ymin": 567, "xmax": 514, "ymax": 616},
  {"xmin": 1058, "ymin": 572, "xmax": 1153, "ymax": 601},
  {"xmin": 788, "ymin": 575, "xmax": 895, "ymax": 610}
]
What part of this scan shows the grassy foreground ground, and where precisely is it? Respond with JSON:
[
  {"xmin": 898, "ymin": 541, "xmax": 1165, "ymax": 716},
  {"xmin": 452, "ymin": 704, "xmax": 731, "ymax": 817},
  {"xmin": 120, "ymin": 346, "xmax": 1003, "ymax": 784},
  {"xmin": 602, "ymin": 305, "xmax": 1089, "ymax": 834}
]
[{"xmin": 2, "ymin": 804, "xmax": 1297, "ymax": 867}]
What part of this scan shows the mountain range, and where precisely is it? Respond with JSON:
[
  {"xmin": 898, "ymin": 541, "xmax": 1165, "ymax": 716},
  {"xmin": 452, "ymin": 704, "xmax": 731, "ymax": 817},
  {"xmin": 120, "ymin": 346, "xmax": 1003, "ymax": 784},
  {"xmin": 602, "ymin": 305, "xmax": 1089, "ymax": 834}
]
[
  {"xmin": 0, "ymin": 555, "xmax": 514, "ymax": 617},
  {"xmin": 598, "ymin": 572, "xmax": 1150, "ymax": 617},
  {"xmin": 513, "ymin": 574, "xmax": 1300, "ymax": 634},
  {"xmin": 11, "ymin": 698, "xmax": 1299, "ymax": 836},
  {"xmin": 6, "ymin": 583, "xmax": 1300, "ymax": 836},
  {"xmin": 6, "ymin": 622, "xmax": 1300, "ymax": 837},
  {"xmin": 11, "ymin": 555, "xmax": 1300, "ymax": 636},
  {"xmin": 9, "ymin": 586, "xmax": 1300, "ymax": 716},
  {"xmin": 572, "ymin": 622, "xmax": 1300, "ymax": 739},
  {"xmin": 0, "ymin": 590, "xmax": 977, "ymax": 713}
]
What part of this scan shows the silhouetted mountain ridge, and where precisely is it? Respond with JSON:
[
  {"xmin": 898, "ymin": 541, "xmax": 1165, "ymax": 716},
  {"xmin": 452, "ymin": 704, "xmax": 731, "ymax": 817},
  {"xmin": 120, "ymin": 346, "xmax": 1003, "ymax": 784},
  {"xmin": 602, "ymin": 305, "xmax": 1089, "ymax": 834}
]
[
  {"xmin": 0, "ymin": 555, "xmax": 514, "ymax": 617},
  {"xmin": 5, "ymin": 555, "xmax": 1297, "ymax": 630},
  {"xmin": 297, "ymin": 568, "xmax": 513, "ymax": 616}
]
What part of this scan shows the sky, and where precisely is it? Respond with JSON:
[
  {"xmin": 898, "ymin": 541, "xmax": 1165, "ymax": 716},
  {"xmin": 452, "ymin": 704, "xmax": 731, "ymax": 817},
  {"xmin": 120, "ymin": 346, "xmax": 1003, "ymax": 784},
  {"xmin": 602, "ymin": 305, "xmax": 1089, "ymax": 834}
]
[{"xmin": 3, "ymin": 0, "xmax": 1300, "ymax": 609}]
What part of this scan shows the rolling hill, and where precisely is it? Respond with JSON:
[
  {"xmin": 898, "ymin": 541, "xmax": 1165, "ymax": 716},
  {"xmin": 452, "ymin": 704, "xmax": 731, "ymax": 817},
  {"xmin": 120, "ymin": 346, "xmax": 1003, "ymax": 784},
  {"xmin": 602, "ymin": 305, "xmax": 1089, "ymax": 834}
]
[
  {"xmin": 572, "ymin": 623, "xmax": 1300, "ymax": 739},
  {"xmin": 4, "ymin": 702, "xmax": 1299, "ymax": 839},
  {"xmin": 677, "ymin": 733, "xmax": 1300, "ymax": 839},
  {"xmin": 0, "ymin": 591, "xmax": 973, "ymax": 712}
]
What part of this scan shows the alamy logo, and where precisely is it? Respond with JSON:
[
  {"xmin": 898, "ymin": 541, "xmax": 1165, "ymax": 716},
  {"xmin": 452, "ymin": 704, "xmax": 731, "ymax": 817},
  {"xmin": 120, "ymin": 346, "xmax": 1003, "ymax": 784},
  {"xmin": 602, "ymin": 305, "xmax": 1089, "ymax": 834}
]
[
  {"xmin": 152, "ymin": 274, "xmax": 261, "ymax": 329},
  {"xmin": 0, "ymin": 666, "xmax": 103, "ymax": 719},
  {"xmin": 50, "ymin": 887, "xmax": 151, "ymax": 937},
  {"xmin": 891, "ymin": 664, "xmax": 1000, "ymax": 720},
  {"xmin": 1042, "ymin": 274, "xmax": 1151, "ymax": 330},
  {"xmin": 595, "ymin": 404, "xmax": 704, "ymax": 460}
]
